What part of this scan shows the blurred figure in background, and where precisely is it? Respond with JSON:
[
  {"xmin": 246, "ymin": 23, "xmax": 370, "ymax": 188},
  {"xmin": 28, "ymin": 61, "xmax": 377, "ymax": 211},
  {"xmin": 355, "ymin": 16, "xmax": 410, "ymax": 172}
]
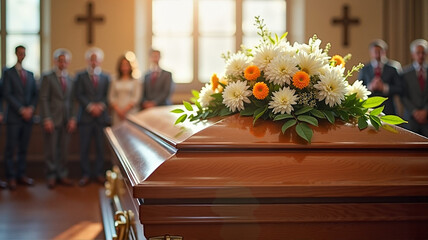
[
  {"xmin": 108, "ymin": 52, "xmax": 142, "ymax": 125},
  {"xmin": 141, "ymin": 49, "xmax": 174, "ymax": 109},
  {"xmin": 2, "ymin": 45, "xmax": 38, "ymax": 190},
  {"xmin": 39, "ymin": 48, "xmax": 76, "ymax": 189},
  {"xmin": 0, "ymin": 70, "xmax": 7, "ymax": 189},
  {"xmin": 400, "ymin": 39, "xmax": 428, "ymax": 137},
  {"xmin": 74, "ymin": 47, "xmax": 111, "ymax": 186},
  {"xmin": 359, "ymin": 39, "xmax": 402, "ymax": 115}
]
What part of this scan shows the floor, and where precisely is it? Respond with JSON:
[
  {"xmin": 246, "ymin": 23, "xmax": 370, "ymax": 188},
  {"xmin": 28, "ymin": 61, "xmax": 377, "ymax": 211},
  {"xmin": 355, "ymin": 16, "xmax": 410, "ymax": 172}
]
[{"xmin": 0, "ymin": 180, "xmax": 105, "ymax": 240}]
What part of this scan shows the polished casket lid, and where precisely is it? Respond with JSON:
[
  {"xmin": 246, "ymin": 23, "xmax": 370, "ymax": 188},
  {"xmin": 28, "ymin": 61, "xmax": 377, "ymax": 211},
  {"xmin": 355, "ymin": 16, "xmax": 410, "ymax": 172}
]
[{"xmin": 105, "ymin": 106, "xmax": 428, "ymax": 200}]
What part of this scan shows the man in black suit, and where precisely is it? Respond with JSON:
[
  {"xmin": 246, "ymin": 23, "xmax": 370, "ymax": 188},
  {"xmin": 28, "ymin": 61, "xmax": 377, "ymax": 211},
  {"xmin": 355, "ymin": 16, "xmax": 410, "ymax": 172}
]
[
  {"xmin": 141, "ymin": 49, "xmax": 174, "ymax": 109},
  {"xmin": 358, "ymin": 39, "xmax": 402, "ymax": 115},
  {"xmin": 74, "ymin": 47, "xmax": 110, "ymax": 186},
  {"xmin": 39, "ymin": 48, "xmax": 76, "ymax": 189},
  {"xmin": 400, "ymin": 39, "xmax": 428, "ymax": 137},
  {"xmin": 2, "ymin": 45, "xmax": 38, "ymax": 190}
]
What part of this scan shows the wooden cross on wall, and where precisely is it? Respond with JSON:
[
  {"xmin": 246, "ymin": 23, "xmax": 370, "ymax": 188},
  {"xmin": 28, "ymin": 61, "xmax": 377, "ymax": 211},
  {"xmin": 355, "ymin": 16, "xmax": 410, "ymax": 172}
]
[
  {"xmin": 75, "ymin": 1, "xmax": 105, "ymax": 45},
  {"xmin": 331, "ymin": 5, "xmax": 360, "ymax": 47}
]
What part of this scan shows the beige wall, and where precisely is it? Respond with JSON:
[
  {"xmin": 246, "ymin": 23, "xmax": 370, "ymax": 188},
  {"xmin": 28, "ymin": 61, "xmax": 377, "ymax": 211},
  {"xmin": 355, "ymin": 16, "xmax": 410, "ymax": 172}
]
[
  {"xmin": 305, "ymin": 0, "xmax": 383, "ymax": 83},
  {"xmin": 50, "ymin": 0, "xmax": 135, "ymax": 78}
]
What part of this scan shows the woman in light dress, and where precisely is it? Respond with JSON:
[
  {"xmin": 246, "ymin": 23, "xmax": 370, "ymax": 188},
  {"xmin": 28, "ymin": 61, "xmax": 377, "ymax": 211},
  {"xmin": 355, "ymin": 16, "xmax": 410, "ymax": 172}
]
[{"xmin": 108, "ymin": 54, "xmax": 142, "ymax": 126}]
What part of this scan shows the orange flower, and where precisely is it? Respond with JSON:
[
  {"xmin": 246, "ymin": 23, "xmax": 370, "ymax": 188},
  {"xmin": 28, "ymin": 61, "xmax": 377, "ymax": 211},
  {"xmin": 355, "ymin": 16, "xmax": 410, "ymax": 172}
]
[
  {"xmin": 253, "ymin": 82, "xmax": 269, "ymax": 100},
  {"xmin": 244, "ymin": 65, "xmax": 261, "ymax": 81},
  {"xmin": 211, "ymin": 73, "xmax": 220, "ymax": 91},
  {"xmin": 330, "ymin": 55, "xmax": 345, "ymax": 67},
  {"xmin": 292, "ymin": 71, "xmax": 310, "ymax": 89}
]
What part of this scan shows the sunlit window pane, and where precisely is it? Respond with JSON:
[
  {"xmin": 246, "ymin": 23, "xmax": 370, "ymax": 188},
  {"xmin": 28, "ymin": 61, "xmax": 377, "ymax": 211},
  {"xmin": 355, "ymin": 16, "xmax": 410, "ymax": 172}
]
[
  {"xmin": 199, "ymin": 37, "xmax": 234, "ymax": 83},
  {"xmin": 6, "ymin": 0, "xmax": 40, "ymax": 34},
  {"xmin": 6, "ymin": 35, "xmax": 40, "ymax": 78},
  {"xmin": 199, "ymin": 0, "xmax": 235, "ymax": 35},
  {"xmin": 153, "ymin": 0, "xmax": 193, "ymax": 35},
  {"xmin": 243, "ymin": 0, "xmax": 286, "ymax": 44},
  {"xmin": 153, "ymin": 37, "xmax": 193, "ymax": 83}
]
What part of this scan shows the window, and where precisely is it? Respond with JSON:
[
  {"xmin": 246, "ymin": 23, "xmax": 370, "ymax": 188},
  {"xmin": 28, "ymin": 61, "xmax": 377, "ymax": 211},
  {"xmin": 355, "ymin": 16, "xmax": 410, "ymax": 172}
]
[
  {"xmin": 0, "ymin": 0, "xmax": 40, "ymax": 78},
  {"xmin": 151, "ymin": 0, "xmax": 286, "ymax": 84}
]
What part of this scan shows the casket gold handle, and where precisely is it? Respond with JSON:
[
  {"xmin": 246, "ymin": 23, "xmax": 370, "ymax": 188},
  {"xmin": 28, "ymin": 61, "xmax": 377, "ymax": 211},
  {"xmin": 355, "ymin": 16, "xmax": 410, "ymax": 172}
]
[
  {"xmin": 112, "ymin": 210, "xmax": 135, "ymax": 240},
  {"xmin": 105, "ymin": 165, "xmax": 125, "ymax": 198},
  {"xmin": 148, "ymin": 235, "xmax": 183, "ymax": 240}
]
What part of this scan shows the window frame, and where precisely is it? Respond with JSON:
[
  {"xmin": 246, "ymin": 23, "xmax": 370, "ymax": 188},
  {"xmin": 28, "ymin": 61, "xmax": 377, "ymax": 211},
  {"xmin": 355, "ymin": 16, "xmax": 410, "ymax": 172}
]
[{"xmin": 148, "ymin": 0, "xmax": 287, "ymax": 93}]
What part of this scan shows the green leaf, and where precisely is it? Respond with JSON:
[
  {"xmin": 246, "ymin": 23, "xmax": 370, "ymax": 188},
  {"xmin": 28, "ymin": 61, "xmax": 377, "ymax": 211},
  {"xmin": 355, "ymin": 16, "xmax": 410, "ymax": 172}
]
[
  {"xmin": 370, "ymin": 106, "xmax": 384, "ymax": 116},
  {"xmin": 349, "ymin": 106, "xmax": 366, "ymax": 116},
  {"xmin": 295, "ymin": 106, "xmax": 313, "ymax": 115},
  {"xmin": 362, "ymin": 97, "xmax": 387, "ymax": 108},
  {"xmin": 183, "ymin": 101, "xmax": 193, "ymax": 111},
  {"xmin": 295, "ymin": 122, "xmax": 313, "ymax": 143},
  {"xmin": 195, "ymin": 100, "xmax": 202, "ymax": 110},
  {"xmin": 282, "ymin": 119, "xmax": 297, "ymax": 134},
  {"xmin": 358, "ymin": 116, "xmax": 368, "ymax": 130},
  {"xmin": 174, "ymin": 114, "xmax": 187, "ymax": 125},
  {"xmin": 191, "ymin": 90, "xmax": 200, "ymax": 98},
  {"xmin": 240, "ymin": 104, "xmax": 257, "ymax": 116},
  {"xmin": 369, "ymin": 115, "xmax": 381, "ymax": 130},
  {"xmin": 253, "ymin": 106, "xmax": 268, "ymax": 125},
  {"xmin": 323, "ymin": 110, "xmax": 335, "ymax": 124},
  {"xmin": 380, "ymin": 115, "xmax": 408, "ymax": 125},
  {"xmin": 171, "ymin": 108, "xmax": 185, "ymax": 114},
  {"xmin": 220, "ymin": 107, "xmax": 233, "ymax": 116},
  {"xmin": 280, "ymin": 32, "xmax": 288, "ymax": 40},
  {"xmin": 274, "ymin": 114, "xmax": 294, "ymax": 121},
  {"xmin": 336, "ymin": 110, "xmax": 349, "ymax": 121},
  {"xmin": 211, "ymin": 93, "xmax": 223, "ymax": 101},
  {"xmin": 297, "ymin": 115, "xmax": 318, "ymax": 126},
  {"xmin": 310, "ymin": 109, "xmax": 325, "ymax": 119}
]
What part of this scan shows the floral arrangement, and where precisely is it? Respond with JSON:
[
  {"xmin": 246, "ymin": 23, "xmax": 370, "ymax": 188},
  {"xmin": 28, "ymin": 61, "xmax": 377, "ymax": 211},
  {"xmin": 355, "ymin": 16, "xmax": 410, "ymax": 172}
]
[{"xmin": 173, "ymin": 17, "xmax": 406, "ymax": 143}]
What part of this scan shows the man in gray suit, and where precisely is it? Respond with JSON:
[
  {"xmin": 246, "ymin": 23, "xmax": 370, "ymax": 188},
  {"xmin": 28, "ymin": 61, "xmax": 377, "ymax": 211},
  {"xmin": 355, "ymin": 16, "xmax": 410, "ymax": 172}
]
[
  {"xmin": 141, "ymin": 49, "xmax": 174, "ymax": 109},
  {"xmin": 2, "ymin": 45, "xmax": 38, "ymax": 190},
  {"xmin": 401, "ymin": 39, "xmax": 428, "ymax": 137},
  {"xmin": 358, "ymin": 39, "xmax": 402, "ymax": 115},
  {"xmin": 39, "ymin": 49, "xmax": 76, "ymax": 189},
  {"xmin": 75, "ymin": 47, "xmax": 110, "ymax": 186}
]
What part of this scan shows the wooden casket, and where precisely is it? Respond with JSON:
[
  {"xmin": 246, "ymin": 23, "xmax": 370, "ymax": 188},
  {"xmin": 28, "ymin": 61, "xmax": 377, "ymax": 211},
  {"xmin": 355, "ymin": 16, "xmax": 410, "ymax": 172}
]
[{"xmin": 101, "ymin": 105, "xmax": 428, "ymax": 240}]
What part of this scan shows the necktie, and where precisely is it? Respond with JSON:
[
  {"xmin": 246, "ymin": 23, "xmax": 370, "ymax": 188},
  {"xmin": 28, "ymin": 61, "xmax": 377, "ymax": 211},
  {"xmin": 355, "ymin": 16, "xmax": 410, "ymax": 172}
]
[
  {"xmin": 60, "ymin": 76, "xmax": 67, "ymax": 92},
  {"xmin": 20, "ymin": 69, "xmax": 26, "ymax": 86},
  {"xmin": 374, "ymin": 65, "xmax": 381, "ymax": 77},
  {"xmin": 92, "ymin": 75, "xmax": 98, "ymax": 89},
  {"xmin": 418, "ymin": 68, "xmax": 425, "ymax": 90},
  {"xmin": 150, "ymin": 71, "xmax": 158, "ymax": 86}
]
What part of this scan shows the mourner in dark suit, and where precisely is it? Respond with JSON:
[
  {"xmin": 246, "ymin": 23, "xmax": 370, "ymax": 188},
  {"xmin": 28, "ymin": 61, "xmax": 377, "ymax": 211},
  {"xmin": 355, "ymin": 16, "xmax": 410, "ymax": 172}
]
[
  {"xmin": 75, "ymin": 47, "xmax": 111, "ymax": 186},
  {"xmin": 401, "ymin": 39, "xmax": 428, "ymax": 137},
  {"xmin": 358, "ymin": 39, "xmax": 402, "ymax": 115},
  {"xmin": 2, "ymin": 45, "xmax": 38, "ymax": 190},
  {"xmin": 141, "ymin": 49, "xmax": 174, "ymax": 109},
  {"xmin": 39, "ymin": 48, "xmax": 77, "ymax": 189},
  {"xmin": 0, "ymin": 71, "xmax": 8, "ymax": 189}
]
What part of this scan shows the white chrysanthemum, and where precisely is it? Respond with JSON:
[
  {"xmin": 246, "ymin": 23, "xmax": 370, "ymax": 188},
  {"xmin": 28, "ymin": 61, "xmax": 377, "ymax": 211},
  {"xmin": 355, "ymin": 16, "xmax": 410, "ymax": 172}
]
[
  {"xmin": 347, "ymin": 80, "xmax": 371, "ymax": 100},
  {"xmin": 198, "ymin": 84, "xmax": 215, "ymax": 108},
  {"xmin": 294, "ymin": 42, "xmax": 310, "ymax": 54},
  {"xmin": 314, "ymin": 67, "xmax": 348, "ymax": 107},
  {"xmin": 225, "ymin": 52, "xmax": 251, "ymax": 80},
  {"xmin": 268, "ymin": 87, "xmax": 299, "ymax": 114},
  {"xmin": 278, "ymin": 40, "xmax": 297, "ymax": 58},
  {"xmin": 222, "ymin": 80, "xmax": 252, "ymax": 112},
  {"xmin": 296, "ymin": 51, "xmax": 325, "ymax": 76},
  {"xmin": 253, "ymin": 44, "xmax": 281, "ymax": 72},
  {"xmin": 265, "ymin": 55, "xmax": 298, "ymax": 86}
]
